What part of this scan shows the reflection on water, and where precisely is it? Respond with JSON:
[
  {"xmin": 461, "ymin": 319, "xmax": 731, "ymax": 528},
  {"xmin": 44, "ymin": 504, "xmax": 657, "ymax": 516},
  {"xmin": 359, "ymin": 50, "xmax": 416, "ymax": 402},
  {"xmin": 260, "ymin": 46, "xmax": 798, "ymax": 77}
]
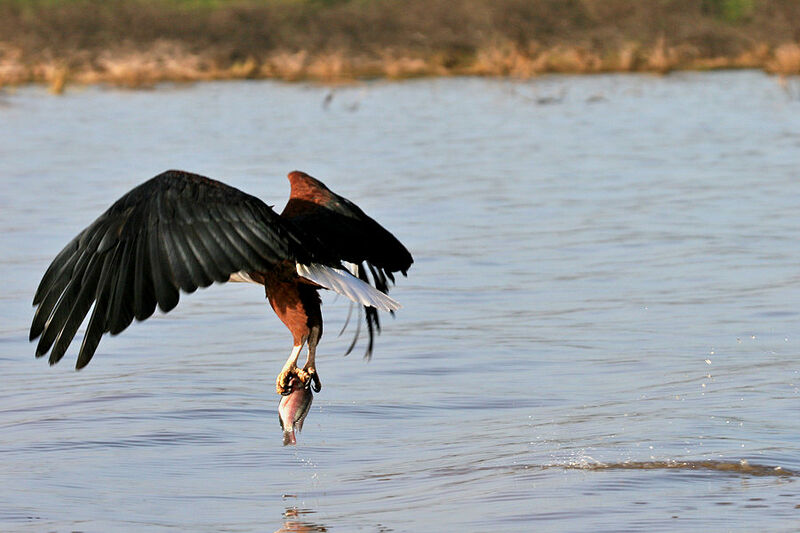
[
  {"xmin": 1, "ymin": 71, "xmax": 799, "ymax": 531},
  {"xmin": 276, "ymin": 507, "xmax": 328, "ymax": 533}
]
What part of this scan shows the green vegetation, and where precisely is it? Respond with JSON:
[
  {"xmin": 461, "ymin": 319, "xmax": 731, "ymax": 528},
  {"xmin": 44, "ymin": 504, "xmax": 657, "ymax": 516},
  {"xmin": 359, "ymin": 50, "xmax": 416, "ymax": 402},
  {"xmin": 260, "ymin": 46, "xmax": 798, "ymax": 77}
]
[
  {"xmin": 702, "ymin": 0, "xmax": 755, "ymax": 23},
  {"xmin": 1, "ymin": 0, "xmax": 799, "ymax": 90}
]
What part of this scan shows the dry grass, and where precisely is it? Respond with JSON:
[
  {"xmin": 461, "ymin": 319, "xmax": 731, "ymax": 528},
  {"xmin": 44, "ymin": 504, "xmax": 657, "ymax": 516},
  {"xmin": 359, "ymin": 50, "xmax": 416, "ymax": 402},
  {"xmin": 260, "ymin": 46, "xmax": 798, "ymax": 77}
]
[
  {"xmin": 768, "ymin": 43, "xmax": 800, "ymax": 74},
  {"xmin": 1, "ymin": 0, "xmax": 800, "ymax": 89}
]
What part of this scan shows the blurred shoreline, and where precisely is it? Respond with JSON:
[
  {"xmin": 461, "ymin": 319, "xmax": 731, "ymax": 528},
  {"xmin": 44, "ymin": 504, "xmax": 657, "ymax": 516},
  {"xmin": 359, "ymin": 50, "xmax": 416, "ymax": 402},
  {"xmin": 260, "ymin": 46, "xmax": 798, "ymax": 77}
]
[{"xmin": 1, "ymin": 0, "xmax": 799, "ymax": 93}]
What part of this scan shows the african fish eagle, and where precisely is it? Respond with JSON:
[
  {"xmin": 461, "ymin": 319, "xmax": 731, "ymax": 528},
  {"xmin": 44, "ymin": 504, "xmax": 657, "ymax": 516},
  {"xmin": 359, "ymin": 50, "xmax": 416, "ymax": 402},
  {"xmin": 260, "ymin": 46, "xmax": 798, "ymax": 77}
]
[{"xmin": 29, "ymin": 170, "xmax": 413, "ymax": 395}]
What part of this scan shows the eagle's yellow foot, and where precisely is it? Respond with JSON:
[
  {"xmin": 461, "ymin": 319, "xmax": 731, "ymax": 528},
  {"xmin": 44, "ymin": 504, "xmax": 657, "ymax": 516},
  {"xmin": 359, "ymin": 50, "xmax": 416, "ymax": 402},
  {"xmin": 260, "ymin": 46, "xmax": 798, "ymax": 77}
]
[
  {"xmin": 276, "ymin": 365, "xmax": 320, "ymax": 395},
  {"xmin": 276, "ymin": 366, "xmax": 315, "ymax": 395},
  {"xmin": 276, "ymin": 366, "xmax": 300, "ymax": 396}
]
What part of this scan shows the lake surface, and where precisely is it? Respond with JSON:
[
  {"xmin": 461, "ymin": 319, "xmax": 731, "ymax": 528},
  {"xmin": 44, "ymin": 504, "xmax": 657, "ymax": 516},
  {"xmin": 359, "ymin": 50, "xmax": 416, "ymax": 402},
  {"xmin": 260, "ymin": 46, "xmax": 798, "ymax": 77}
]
[{"xmin": 1, "ymin": 71, "xmax": 799, "ymax": 532}]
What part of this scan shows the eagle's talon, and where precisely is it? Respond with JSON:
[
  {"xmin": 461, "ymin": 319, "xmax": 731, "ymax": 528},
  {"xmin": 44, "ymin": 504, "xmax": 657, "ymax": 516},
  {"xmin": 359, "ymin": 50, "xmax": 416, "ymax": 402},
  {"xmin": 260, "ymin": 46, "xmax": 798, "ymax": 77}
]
[
  {"xmin": 310, "ymin": 371, "xmax": 322, "ymax": 392},
  {"xmin": 276, "ymin": 362, "xmax": 318, "ymax": 395},
  {"xmin": 301, "ymin": 365, "xmax": 321, "ymax": 392},
  {"xmin": 294, "ymin": 367, "xmax": 311, "ymax": 384},
  {"xmin": 276, "ymin": 366, "xmax": 297, "ymax": 396}
]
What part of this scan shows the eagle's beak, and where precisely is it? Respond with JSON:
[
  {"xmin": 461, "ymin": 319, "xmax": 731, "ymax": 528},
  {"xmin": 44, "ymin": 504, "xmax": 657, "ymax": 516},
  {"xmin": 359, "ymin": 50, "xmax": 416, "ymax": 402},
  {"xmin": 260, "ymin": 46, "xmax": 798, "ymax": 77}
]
[{"xmin": 278, "ymin": 377, "xmax": 313, "ymax": 446}]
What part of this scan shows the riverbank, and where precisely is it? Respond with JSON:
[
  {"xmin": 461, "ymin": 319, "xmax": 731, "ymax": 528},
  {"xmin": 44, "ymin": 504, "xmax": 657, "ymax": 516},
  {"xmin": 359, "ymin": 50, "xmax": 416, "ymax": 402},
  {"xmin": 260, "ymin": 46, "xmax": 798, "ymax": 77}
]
[{"xmin": 1, "ymin": 0, "xmax": 799, "ymax": 92}]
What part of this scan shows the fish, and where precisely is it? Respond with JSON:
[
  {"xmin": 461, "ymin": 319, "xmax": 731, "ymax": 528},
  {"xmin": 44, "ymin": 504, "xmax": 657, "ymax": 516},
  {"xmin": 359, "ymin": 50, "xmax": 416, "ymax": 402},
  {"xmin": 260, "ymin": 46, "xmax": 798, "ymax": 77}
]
[{"xmin": 278, "ymin": 376, "xmax": 314, "ymax": 445}]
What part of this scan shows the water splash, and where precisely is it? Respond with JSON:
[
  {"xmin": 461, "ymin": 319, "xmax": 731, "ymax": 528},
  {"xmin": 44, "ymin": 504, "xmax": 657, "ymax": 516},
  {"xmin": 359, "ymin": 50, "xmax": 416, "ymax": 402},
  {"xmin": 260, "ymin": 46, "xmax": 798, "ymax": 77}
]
[{"xmin": 554, "ymin": 459, "xmax": 797, "ymax": 478}]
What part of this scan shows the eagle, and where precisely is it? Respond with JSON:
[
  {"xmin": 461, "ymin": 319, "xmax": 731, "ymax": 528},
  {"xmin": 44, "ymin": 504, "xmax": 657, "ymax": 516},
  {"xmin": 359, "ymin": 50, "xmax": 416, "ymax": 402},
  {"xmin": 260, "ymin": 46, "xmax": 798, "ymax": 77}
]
[{"xmin": 29, "ymin": 170, "xmax": 413, "ymax": 395}]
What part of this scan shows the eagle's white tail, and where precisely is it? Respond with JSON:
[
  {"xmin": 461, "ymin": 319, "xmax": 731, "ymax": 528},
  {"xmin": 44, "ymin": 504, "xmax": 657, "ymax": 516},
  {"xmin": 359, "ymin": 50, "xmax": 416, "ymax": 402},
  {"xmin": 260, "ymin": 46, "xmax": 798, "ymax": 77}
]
[{"xmin": 296, "ymin": 263, "xmax": 401, "ymax": 312}]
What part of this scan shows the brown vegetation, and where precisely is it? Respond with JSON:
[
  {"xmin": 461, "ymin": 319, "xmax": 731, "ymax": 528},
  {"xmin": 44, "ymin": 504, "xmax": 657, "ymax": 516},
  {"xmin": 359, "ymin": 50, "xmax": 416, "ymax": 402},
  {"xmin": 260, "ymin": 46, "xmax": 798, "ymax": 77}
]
[{"xmin": 1, "ymin": 0, "xmax": 799, "ymax": 90}]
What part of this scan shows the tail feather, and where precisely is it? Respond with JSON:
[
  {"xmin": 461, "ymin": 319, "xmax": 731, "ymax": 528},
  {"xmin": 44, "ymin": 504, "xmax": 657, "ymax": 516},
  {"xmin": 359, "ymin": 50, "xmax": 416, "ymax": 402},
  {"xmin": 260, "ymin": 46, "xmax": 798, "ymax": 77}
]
[{"xmin": 343, "ymin": 304, "xmax": 363, "ymax": 356}]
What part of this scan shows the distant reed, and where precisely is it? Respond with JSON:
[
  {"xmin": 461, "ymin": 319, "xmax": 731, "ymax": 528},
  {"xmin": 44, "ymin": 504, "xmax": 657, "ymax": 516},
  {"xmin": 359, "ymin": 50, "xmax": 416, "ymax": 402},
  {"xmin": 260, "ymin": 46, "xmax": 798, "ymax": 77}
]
[{"xmin": 1, "ymin": 0, "xmax": 799, "ymax": 90}]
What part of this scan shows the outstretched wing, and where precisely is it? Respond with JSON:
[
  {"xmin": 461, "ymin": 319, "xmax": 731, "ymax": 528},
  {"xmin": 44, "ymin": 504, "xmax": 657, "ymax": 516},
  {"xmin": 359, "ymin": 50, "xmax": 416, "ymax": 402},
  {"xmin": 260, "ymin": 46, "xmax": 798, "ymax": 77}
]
[
  {"xmin": 281, "ymin": 171, "xmax": 413, "ymax": 357},
  {"xmin": 30, "ymin": 170, "xmax": 323, "ymax": 369}
]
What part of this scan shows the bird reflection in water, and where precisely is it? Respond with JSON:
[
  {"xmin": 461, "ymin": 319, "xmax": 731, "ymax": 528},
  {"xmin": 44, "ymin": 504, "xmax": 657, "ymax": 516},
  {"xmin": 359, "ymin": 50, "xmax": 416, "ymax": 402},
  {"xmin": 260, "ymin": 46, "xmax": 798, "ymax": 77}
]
[{"xmin": 275, "ymin": 507, "xmax": 327, "ymax": 533}]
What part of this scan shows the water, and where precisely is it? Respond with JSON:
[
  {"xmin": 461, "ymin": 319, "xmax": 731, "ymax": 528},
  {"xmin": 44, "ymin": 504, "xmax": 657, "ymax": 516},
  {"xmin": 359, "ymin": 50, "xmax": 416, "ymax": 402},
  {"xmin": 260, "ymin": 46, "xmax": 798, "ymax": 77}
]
[{"xmin": 1, "ymin": 72, "xmax": 799, "ymax": 531}]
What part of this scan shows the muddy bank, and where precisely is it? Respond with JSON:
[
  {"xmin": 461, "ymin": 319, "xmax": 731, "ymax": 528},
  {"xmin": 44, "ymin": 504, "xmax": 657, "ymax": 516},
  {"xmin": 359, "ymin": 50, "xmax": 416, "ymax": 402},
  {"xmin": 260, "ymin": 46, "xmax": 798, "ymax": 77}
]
[{"xmin": 1, "ymin": 0, "xmax": 799, "ymax": 92}]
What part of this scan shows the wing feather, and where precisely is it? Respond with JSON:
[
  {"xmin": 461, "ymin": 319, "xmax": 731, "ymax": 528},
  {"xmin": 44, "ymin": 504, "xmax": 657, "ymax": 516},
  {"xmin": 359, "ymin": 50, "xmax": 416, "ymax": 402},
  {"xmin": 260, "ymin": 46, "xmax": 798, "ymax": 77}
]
[
  {"xmin": 188, "ymin": 220, "xmax": 238, "ymax": 280},
  {"xmin": 161, "ymin": 219, "xmax": 196, "ymax": 293},
  {"xmin": 235, "ymin": 204, "xmax": 288, "ymax": 262},
  {"xmin": 148, "ymin": 222, "xmax": 180, "ymax": 313},
  {"xmin": 30, "ymin": 269, "xmax": 71, "ymax": 341},
  {"xmin": 30, "ymin": 226, "xmax": 97, "ymax": 340},
  {"xmin": 213, "ymin": 218, "xmax": 263, "ymax": 266},
  {"xmin": 226, "ymin": 209, "xmax": 285, "ymax": 265},
  {"xmin": 107, "ymin": 239, "xmax": 136, "ymax": 335},
  {"xmin": 132, "ymin": 227, "xmax": 157, "ymax": 321},
  {"xmin": 30, "ymin": 170, "xmax": 321, "ymax": 367},
  {"xmin": 32, "ymin": 221, "xmax": 94, "ymax": 305},
  {"xmin": 48, "ymin": 253, "xmax": 103, "ymax": 365},
  {"xmin": 165, "ymin": 221, "xmax": 210, "ymax": 291},
  {"xmin": 76, "ymin": 250, "xmax": 117, "ymax": 369},
  {"xmin": 34, "ymin": 228, "xmax": 105, "ymax": 357},
  {"xmin": 173, "ymin": 200, "xmax": 227, "ymax": 283}
]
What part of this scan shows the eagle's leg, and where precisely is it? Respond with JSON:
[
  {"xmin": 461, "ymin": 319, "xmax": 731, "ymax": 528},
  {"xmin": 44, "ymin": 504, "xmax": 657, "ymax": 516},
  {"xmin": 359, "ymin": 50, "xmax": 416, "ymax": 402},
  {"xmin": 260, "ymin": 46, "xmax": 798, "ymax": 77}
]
[
  {"xmin": 266, "ymin": 270, "xmax": 323, "ymax": 396},
  {"xmin": 302, "ymin": 322, "xmax": 323, "ymax": 392},
  {"xmin": 276, "ymin": 342, "xmax": 305, "ymax": 396}
]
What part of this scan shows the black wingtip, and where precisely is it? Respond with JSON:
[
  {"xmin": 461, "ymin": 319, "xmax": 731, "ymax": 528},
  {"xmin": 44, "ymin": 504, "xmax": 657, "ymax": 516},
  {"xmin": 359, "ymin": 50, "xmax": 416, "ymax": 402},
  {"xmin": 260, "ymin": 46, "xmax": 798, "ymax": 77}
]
[
  {"xmin": 49, "ymin": 346, "xmax": 67, "ymax": 366},
  {"xmin": 75, "ymin": 349, "xmax": 94, "ymax": 370},
  {"xmin": 35, "ymin": 338, "xmax": 49, "ymax": 358}
]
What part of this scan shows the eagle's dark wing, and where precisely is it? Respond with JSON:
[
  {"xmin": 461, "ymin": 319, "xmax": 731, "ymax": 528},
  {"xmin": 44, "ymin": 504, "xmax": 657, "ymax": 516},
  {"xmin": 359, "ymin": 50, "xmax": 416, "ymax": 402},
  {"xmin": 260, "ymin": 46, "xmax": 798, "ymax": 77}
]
[
  {"xmin": 30, "ymin": 170, "xmax": 325, "ymax": 369},
  {"xmin": 281, "ymin": 171, "xmax": 413, "ymax": 357}
]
